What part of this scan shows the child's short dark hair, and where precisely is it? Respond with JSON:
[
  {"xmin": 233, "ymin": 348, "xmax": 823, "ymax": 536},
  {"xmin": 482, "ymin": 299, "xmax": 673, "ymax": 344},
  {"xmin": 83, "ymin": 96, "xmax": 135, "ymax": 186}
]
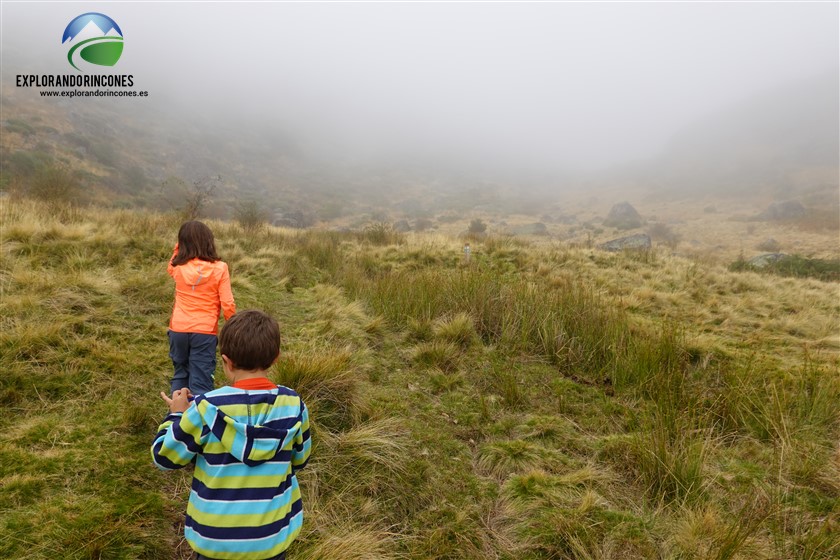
[{"xmin": 219, "ymin": 310, "xmax": 281, "ymax": 371}]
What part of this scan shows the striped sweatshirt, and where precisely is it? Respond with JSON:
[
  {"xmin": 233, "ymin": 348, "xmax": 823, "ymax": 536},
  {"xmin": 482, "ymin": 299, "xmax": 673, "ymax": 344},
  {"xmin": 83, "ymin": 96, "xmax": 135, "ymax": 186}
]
[{"xmin": 152, "ymin": 384, "xmax": 311, "ymax": 560}]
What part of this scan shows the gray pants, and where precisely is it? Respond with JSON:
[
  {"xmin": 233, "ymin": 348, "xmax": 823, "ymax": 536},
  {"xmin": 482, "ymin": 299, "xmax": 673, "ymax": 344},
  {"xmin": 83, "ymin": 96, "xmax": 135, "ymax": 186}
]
[{"xmin": 168, "ymin": 330, "xmax": 217, "ymax": 396}]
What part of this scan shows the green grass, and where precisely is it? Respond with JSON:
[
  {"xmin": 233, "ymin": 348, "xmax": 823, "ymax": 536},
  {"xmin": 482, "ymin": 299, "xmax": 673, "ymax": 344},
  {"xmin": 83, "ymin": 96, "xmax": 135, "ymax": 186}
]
[
  {"xmin": 730, "ymin": 254, "xmax": 840, "ymax": 282},
  {"xmin": 1, "ymin": 198, "xmax": 838, "ymax": 559}
]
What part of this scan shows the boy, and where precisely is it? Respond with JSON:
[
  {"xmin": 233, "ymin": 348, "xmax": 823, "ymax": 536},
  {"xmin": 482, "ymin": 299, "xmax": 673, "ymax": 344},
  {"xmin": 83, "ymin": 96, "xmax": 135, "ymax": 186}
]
[{"xmin": 152, "ymin": 310, "xmax": 311, "ymax": 560}]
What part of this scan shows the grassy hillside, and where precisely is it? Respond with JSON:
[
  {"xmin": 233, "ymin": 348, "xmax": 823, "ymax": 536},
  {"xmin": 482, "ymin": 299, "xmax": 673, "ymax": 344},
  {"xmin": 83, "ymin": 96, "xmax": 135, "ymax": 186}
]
[{"xmin": 0, "ymin": 198, "xmax": 837, "ymax": 559}]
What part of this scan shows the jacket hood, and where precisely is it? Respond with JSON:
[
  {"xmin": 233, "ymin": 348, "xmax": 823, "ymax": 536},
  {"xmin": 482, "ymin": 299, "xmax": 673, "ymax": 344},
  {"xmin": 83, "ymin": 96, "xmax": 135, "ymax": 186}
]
[
  {"xmin": 176, "ymin": 259, "xmax": 214, "ymax": 289},
  {"xmin": 197, "ymin": 397, "xmax": 301, "ymax": 467}
]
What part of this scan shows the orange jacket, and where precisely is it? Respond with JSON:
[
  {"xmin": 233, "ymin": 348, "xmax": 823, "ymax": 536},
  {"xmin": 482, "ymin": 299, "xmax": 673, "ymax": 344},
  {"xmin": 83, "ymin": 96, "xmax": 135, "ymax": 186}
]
[{"xmin": 168, "ymin": 245, "xmax": 236, "ymax": 335}]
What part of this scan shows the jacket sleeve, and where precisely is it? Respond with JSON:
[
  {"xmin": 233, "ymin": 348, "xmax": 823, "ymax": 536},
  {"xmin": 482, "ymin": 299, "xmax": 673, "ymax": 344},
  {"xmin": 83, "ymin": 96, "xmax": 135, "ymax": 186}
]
[
  {"xmin": 167, "ymin": 243, "xmax": 179, "ymax": 279},
  {"xmin": 151, "ymin": 403, "xmax": 206, "ymax": 470},
  {"xmin": 219, "ymin": 263, "xmax": 236, "ymax": 320},
  {"xmin": 291, "ymin": 399, "xmax": 311, "ymax": 473}
]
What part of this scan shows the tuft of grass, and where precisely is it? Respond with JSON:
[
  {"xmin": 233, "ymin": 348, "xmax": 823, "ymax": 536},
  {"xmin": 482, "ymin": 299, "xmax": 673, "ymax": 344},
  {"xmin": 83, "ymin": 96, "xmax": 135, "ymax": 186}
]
[
  {"xmin": 669, "ymin": 501, "xmax": 773, "ymax": 560},
  {"xmin": 293, "ymin": 522, "xmax": 399, "ymax": 560},
  {"xmin": 293, "ymin": 231, "xmax": 343, "ymax": 281},
  {"xmin": 489, "ymin": 366, "xmax": 523, "ymax": 408},
  {"xmin": 405, "ymin": 317, "xmax": 433, "ymax": 342},
  {"xmin": 477, "ymin": 439, "xmax": 554, "ymax": 478},
  {"xmin": 432, "ymin": 312, "xmax": 478, "ymax": 348},
  {"xmin": 273, "ymin": 346, "xmax": 359, "ymax": 431},
  {"xmin": 411, "ymin": 340, "xmax": 460, "ymax": 372},
  {"xmin": 309, "ymin": 418, "xmax": 410, "ymax": 503},
  {"xmin": 633, "ymin": 413, "xmax": 714, "ymax": 506},
  {"xmin": 427, "ymin": 368, "xmax": 463, "ymax": 394},
  {"xmin": 331, "ymin": 418, "xmax": 408, "ymax": 476}
]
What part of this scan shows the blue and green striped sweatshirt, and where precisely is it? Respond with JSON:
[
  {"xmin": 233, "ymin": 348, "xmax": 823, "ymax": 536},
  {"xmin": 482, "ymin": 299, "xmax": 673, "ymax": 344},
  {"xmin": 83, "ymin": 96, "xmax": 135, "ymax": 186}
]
[{"xmin": 151, "ymin": 384, "xmax": 311, "ymax": 560}]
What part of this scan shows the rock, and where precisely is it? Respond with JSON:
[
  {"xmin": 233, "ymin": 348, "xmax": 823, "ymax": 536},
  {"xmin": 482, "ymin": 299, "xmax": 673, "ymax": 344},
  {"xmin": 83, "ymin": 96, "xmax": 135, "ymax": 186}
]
[
  {"xmin": 603, "ymin": 202, "xmax": 643, "ymax": 229},
  {"xmin": 756, "ymin": 238, "xmax": 781, "ymax": 252},
  {"xmin": 755, "ymin": 201, "xmax": 806, "ymax": 221},
  {"xmin": 599, "ymin": 233, "xmax": 651, "ymax": 252},
  {"xmin": 747, "ymin": 253, "xmax": 787, "ymax": 268}
]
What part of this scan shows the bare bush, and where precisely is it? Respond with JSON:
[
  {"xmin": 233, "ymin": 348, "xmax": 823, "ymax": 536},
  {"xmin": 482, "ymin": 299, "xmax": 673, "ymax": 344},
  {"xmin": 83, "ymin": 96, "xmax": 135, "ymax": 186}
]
[
  {"xmin": 161, "ymin": 175, "xmax": 222, "ymax": 220},
  {"xmin": 28, "ymin": 165, "xmax": 82, "ymax": 209},
  {"xmin": 648, "ymin": 222, "xmax": 681, "ymax": 249},
  {"xmin": 234, "ymin": 199, "xmax": 267, "ymax": 235}
]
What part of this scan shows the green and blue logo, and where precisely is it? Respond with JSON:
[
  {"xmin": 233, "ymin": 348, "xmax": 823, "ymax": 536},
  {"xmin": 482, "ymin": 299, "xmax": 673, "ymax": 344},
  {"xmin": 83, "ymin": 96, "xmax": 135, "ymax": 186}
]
[{"xmin": 62, "ymin": 13, "xmax": 123, "ymax": 72}]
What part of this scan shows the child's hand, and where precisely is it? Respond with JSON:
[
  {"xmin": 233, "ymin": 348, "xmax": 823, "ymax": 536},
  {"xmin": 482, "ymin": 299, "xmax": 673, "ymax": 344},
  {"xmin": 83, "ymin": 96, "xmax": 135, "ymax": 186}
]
[{"xmin": 160, "ymin": 388, "xmax": 193, "ymax": 413}]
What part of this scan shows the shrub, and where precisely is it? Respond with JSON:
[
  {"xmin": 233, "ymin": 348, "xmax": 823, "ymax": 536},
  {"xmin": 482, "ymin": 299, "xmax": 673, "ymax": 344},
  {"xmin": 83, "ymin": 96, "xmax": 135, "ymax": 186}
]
[
  {"xmin": 729, "ymin": 254, "xmax": 840, "ymax": 282},
  {"xmin": 414, "ymin": 218, "xmax": 434, "ymax": 232},
  {"xmin": 3, "ymin": 150, "xmax": 53, "ymax": 179},
  {"xmin": 89, "ymin": 141, "xmax": 119, "ymax": 167},
  {"xmin": 234, "ymin": 200, "xmax": 267, "ymax": 235},
  {"xmin": 358, "ymin": 222, "xmax": 404, "ymax": 246},
  {"xmin": 648, "ymin": 222, "xmax": 681, "ymax": 249},
  {"xmin": 468, "ymin": 219, "xmax": 487, "ymax": 235},
  {"xmin": 161, "ymin": 175, "xmax": 221, "ymax": 220},
  {"xmin": 28, "ymin": 165, "xmax": 82, "ymax": 208},
  {"xmin": 6, "ymin": 118, "xmax": 36, "ymax": 135},
  {"xmin": 122, "ymin": 165, "xmax": 147, "ymax": 191}
]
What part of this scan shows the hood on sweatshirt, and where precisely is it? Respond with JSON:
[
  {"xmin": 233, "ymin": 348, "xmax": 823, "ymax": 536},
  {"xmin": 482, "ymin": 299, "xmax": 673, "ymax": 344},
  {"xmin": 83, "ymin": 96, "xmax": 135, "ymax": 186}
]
[
  {"xmin": 196, "ymin": 396, "xmax": 301, "ymax": 467},
  {"xmin": 175, "ymin": 259, "xmax": 213, "ymax": 290}
]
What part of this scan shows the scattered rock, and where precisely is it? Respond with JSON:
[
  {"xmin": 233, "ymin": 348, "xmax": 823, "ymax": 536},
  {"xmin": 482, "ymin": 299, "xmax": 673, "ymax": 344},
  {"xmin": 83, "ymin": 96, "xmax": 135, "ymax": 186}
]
[
  {"xmin": 748, "ymin": 253, "xmax": 787, "ymax": 268},
  {"xmin": 754, "ymin": 200, "xmax": 806, "ymax": 221},
  {"xmin": 603, "ymin": 202, "xmax": 643, "ymax": 229},
  {"xmin": 756, "ymin": 238, "xmax": 781, "ymax": 252},
  {"xmin": 273, "ymin": 210, "xmax": 314, "ymax": 229},
  {"xmin": 599, "ymin": 233, "xmax": 651, "ymax": 252}
]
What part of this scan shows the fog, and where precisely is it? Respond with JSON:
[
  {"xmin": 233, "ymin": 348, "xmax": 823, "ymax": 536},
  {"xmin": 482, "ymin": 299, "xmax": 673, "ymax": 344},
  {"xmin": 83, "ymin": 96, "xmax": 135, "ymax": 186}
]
[{"xmin": 2, "ymin": 1, "xmax": 838, "ymax": 182}]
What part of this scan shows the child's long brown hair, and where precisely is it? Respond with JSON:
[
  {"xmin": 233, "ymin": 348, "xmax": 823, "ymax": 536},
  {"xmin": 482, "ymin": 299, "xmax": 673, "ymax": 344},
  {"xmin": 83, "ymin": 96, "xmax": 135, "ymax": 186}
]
[{"xmin": 171, "ymin": 221, "xmax": 221, "ymax": 266}]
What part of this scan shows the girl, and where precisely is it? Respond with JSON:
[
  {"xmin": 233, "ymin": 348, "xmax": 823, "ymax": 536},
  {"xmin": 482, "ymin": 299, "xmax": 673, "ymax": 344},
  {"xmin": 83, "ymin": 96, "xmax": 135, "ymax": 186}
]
[{"xmin": 167, "ymin": 221, "xmax": 236, "ymax": 396}]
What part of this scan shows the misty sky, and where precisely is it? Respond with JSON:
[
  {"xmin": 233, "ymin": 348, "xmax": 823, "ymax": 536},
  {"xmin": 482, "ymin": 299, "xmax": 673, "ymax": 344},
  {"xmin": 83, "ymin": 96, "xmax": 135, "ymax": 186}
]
[{"xmin": 1, "ymin": 1, "xmax": 838, "ymax": 173}]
